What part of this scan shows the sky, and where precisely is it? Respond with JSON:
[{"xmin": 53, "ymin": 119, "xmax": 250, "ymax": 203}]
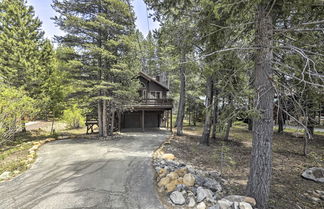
[{"xmin": 26, "ymin": 0, "xmax": 160, "ymax": 41}]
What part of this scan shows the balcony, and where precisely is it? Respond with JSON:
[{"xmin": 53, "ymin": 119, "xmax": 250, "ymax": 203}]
[{"xmin": 128, "ymin": 98, "xmax": 173, "ymax": 110}]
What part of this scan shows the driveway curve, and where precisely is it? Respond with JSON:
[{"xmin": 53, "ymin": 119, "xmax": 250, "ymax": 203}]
[{"xmin": 0, "ymin": 131, "xmax": 169, "ymax": 209}]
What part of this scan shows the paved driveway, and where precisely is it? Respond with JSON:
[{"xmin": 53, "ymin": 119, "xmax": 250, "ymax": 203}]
[{"xmin": 0, "ymin": 131, "xmax": 169, "ymax": 209}]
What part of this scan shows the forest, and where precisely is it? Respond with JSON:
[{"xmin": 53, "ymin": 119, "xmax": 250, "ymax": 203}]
[{"xmin": 0, "ymin": 0, "xmax": 323, "ymax": 209}]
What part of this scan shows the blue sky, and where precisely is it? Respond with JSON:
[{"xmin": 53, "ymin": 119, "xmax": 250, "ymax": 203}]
[{"xmin": 26, "ymin": 0, "xmax": 159, "ymax": 41}]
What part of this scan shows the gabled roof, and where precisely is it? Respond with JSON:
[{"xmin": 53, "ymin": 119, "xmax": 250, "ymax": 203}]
[{"xmin": 139, "ymin": 71, "xmax": 169, "ymax": 91}]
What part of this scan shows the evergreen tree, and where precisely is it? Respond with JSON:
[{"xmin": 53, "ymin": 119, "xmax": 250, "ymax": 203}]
[{"xmin": 53, "ymin": 0, "xmax": 140, "ymax": 137}]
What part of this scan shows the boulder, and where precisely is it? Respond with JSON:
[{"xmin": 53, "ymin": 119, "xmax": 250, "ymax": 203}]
[
  {"xmin": 175, "ymin": 167, "xmax": 188, "ymax": 177},
  {"xmin": 216, "ymin": 200, "xmax": 233, "ymax": 209},
  {"xmin": 302, "ymin": 167, "xmax": 324, "ymax": 183},
  {"xmin": 195, "ymin": 175, "xmax": 206, "ymax": 186},
  {"xmin": 188, "ymin": 196, "xmax": 196, "ymax": 207},
  {"xmin": 222, "ymin": 195, "xmax": 256, "ymax": 207},
  {"xmin": 170, "ymin": 191, "xmax": 186, "ymax": 205},
  {"xmin": 204, "ymin": 177, "xmax": 222, "ymax": 192},
  {"xmin": 176, "ymin": 184, "xmax": 187, "ymax": 192},
  {"xmin": 197, "ymin": 202, "xmax": 207, "ymax": 209},
  {"xmin": 183, "ymin": 173, "xmax": 195, "ymax": 187},
  {"xmin": 196, "ymin": 187, "xmax": 208, "ymax": 202},
  {"xmin": 162, "ymin": 153, "xmax": 175, "ymax": 161},
  {"xmin": 208, "ymin": 205, "xmax": 220, "ymax": 209},
  {"xmin": 167, "ymin": 172, "xmax": 179, "ymax": 180},
  {"xmin": 166, "ymin": 179, "xmax": 180, "ymax": 193},
  {"xmin": 0, "ymin": 171, "xmax": 11, "ymax": 180},
  {"xmin": 158, "ymin": 168, "xmax": 168, "ymax": 178},
  {"xmin": 232, "ymin": 202, "xmax": 239, "ymax": 209},
  {"xmin": 158, "ymin": 177, "xmax": 170, "ymax": 188},
  {"xmin": 239, "ymin": 202, "xmax": 253, "ymax": 209}
]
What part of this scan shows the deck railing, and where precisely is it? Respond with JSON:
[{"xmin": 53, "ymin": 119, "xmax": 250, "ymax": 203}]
[{"xmin": 139, "ymin": 98, "xmax": 173, "ymax": 106}]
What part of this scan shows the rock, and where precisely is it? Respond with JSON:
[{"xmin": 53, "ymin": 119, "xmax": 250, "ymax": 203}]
[
  {"xmin": 243, "ymin": 197, "xmax": 256, "ymax": 206},
  {"xmin": 175, "ymin": 167, "xmax": 188, "ymax": 177},
  {"xmin": 315, "ymin": 190, "xmax": 324, "ymax": 195},
  {"xmin": 162, "ymin": 153, "xmax": 175, "ymax": 161},
  {"xmin": 158, "ymin": 168, "xmax": 168, "ymax": 178},
  {"xmin": 167, "ymin": 172, "xmax": 179, "ymax": 180},
  {"xmin": 0, "ymin": 171, "xmax": 11, "ymax": 180},
  {"xmin": 158, "ymin": 177, "xmax": 170, "ymax": 188},
  {"xmin": 301, "ymin": 167, "xmax": 324, "ymax": 183},
  {"xmin": 208, "ymin": 205, "xmax": 220, "ymax": 209},
  {"xmin": 170, "ymin": 191, "xmax": 186, "ymax": 205},
  {"xmin": 166, "ymin": 179, "xmax": 179, "ymax": 193},
  {"xmin": 232, "ymin": 202, "xmax": 239, "ymax": 209},
  {"xmin": 222, "ymin": 195, "xmax": 256, "ymax": 207},
  {"xmin": 176, "ymin": 184, "xmax": 187, "ymax": 192},
  {"xmin": 208, "ymin": 170, "xmax": 221, "ymax": 178},
  {"xmin": 183, "ymin": 173, "xmax": 195, "ymax": 187},
  {"xmin": 197, "ymin": 202, "xmax": 207, "ymax": 209},
  {"xmin": 196, "ymin": 187, "xmax": 211, "ymax": 203},
  {"xmin": 239, "ymin": 202, "xmax": 253, "ymax": 209},
  {"xmin": 188, "ymin": 196, "xmax": 196, "ymax": 207},
  {"xmin": 308, "ymin": 196, "xmax": 321, "ymax": 202},
  {"xmin": 13, "ymin": 170, "xmax": 20, "ymax": 175},
  {"xmin": 205, "ymin": 189, "xmax": 216, "ymax": 203},
  {"xmin": 195, "ymin": 175, "xmax": 206, "ymax": 186},
  {"xmin": 216, "ymin": 200, "xmax": 233, "ymax": 209},
  {"xmin": 204, "ymin": 177, "xmax": 222, "ymax": 192}
]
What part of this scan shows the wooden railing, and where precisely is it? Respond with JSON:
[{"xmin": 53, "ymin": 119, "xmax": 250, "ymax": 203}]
[{"xmin": 139, "ymin": 98, "xmax": 173, "ymax": 106}]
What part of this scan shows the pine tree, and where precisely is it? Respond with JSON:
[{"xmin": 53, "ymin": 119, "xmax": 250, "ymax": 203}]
[{"xmin": 53, "ymin": 0, "xmax": 140, "ymax": 137}]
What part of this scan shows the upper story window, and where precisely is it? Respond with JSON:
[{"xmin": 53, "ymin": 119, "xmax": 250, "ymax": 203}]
[{"xmin": 150, "ymin": 91, "xmax": 162, "ymax": 99}]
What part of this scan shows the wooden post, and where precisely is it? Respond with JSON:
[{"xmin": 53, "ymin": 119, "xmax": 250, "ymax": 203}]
[
  {"xmin": 142, "ymin": 110, "xmax": 145, "ymax": 132},
  {"xmin": 166, "ymin": 111, "xmax": 169, "ymax": 130},
  {"xmin": 170, "ymin": 109, "xmax": 172, "ymax": 133}
]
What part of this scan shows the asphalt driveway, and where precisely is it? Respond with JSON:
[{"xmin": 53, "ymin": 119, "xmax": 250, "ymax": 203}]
[{"xmin": 0, "ymin": 131, "xmax": 169, "ymax": 209}]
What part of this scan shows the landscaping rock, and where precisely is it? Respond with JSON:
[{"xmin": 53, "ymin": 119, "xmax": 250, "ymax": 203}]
[
  {"xmin": 166, "ymin": 179, "xmax": 181, "ymax": 193},
  {"xmin": 188, "ymin": 197, "xmax": 196, "ymax": 207},
  {"xmin": 196, "ymin": 187, "xmax": 208, "ymax": 202},
  {"xmin": 222, "ymin": 195, "xmax": 256, "ymax": 206},
  {"xmin": 239, "ymin": 202, "xmax": 253, "ymax": 209},
  {"xmin": 176, "ymin": 184, "xmax": 187, "ymax": 192},
  {"xmin": 0, "ymin": 171, "xmax": 11, "ymax": 180},
  {"xmin": 208, "ymin": 205, "xmax": 220, "ymax": 209},
  {"xmin": 183, "ymin": 173, "xmax": 195, "ymax": 187},
  {"xmin": 162, "ymin": 153, "xmax": 175, "ymax": 161},
  {"xmin": 195, "ymin": 175, "xmax": 206, "ymax": 186},
  {"xmin": 167, "ymin": 172, "xmax": 179, "ymax": 180},
  {"xmin": 217, "ymin": 199, "xmax": 233, "ymax": 209},
  {"xmin": 302, "ymin": 167, "xmax": 324, "ymax": 183},
  {"xmin": 197, "ymin": 202, "xmax": 207, "ymax": 209},
  {"xmin": 158, "ymin": 176, "xmax": 170, "ymax": 188},
  {"xmin": 170, "ymin": 191, "xmax": 186, "ymax": 205},
  {"xmin": 204, "ymin": 177, "xmax": 222, "ymax": 192},
  {"xmin": 175, "ymin": 167, "xmax": 188, "ymax": 177}
]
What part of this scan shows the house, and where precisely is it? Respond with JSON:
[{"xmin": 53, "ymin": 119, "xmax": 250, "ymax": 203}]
[{"xmin": 120, "ymin": 71, "xmax": 173, "ymax": 131}]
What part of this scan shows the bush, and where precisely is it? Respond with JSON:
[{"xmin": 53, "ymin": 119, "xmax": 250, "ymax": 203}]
[
  {"xmin": 62, "ymin": 105, "xmax": 84, "ymax": 128},
  {"xmin": 0, "ymin": 85, "xmax": 36, "ymax": 145}
]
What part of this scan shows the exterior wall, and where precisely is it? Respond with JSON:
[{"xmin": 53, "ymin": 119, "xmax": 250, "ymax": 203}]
[{"xmin": 138, "ymin": 76, "xmax": 167, "ymax": 99}]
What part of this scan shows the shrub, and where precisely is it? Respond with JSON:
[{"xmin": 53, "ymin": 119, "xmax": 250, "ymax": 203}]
[
  {"xmin": 0, "ymin": 85, "xmax": 36, "ymax": 145},
  {"xmin": 62, "ymin": 105, "xmax": 84, "ymax": 128}
]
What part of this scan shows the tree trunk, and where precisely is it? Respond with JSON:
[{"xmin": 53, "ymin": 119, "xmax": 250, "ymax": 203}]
[
  {"xmin": 102, "ymin": 99, "xmax": 108, "ymax": 137},
  {"xmin": 201, "ymin": 77, "xmax": 214, "ymax": 145},
  {"xmin": 211, "ymin": 87, "xmax": 218, "ymax": 139},
  {"xmin": 110, "ymin": 110, "xmax": 115, "ymax": 137},
  {"xmin": 224, "ymin": 95, "xmax": 233, "ymax": 141},
  {"xmin": 246, "ymin": 4, "xmax": 274, "ymax": 209},
  {"xmin": 176, "ymin": 52, "xmax": 186, "ymax": 136},
  {"xmin": 98, "ymin": 99, "xmax": 103, "ymax": 137}
]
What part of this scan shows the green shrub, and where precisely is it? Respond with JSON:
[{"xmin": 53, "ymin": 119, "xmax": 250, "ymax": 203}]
[{"xmin": 62, "ymin": 105, "xmax": 84, "ymax": 128}]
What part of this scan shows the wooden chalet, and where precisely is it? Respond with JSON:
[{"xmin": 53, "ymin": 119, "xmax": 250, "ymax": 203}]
[{"xmin": 120, "ymin": 71, "xmax": 173, "ymax": 131}]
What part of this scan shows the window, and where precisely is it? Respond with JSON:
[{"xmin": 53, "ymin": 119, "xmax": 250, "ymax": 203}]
[{"xmin": 150, "ymin": 91, "xmax": 162, "ymax": 99}]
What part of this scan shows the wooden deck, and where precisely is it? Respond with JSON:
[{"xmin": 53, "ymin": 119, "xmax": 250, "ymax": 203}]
[{"xmin": 129, "ymin": 98, "xmax": 173, "ymax": 110}]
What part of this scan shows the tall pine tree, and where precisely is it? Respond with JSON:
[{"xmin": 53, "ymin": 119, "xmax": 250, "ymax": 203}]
[{"xmin": 53, "ymin": 0, "xmax": 140, "ymax": 137}]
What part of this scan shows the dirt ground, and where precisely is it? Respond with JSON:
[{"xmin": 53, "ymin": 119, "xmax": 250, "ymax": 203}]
[{"xmin": 162, "ymin": 124, "xmax": 324, "ymax": 209}]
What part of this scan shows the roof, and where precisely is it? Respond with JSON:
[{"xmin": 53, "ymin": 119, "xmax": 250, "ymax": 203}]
[{"xmin": 139, "ymin": 71, "xmax": 169, "ymax": 91}]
